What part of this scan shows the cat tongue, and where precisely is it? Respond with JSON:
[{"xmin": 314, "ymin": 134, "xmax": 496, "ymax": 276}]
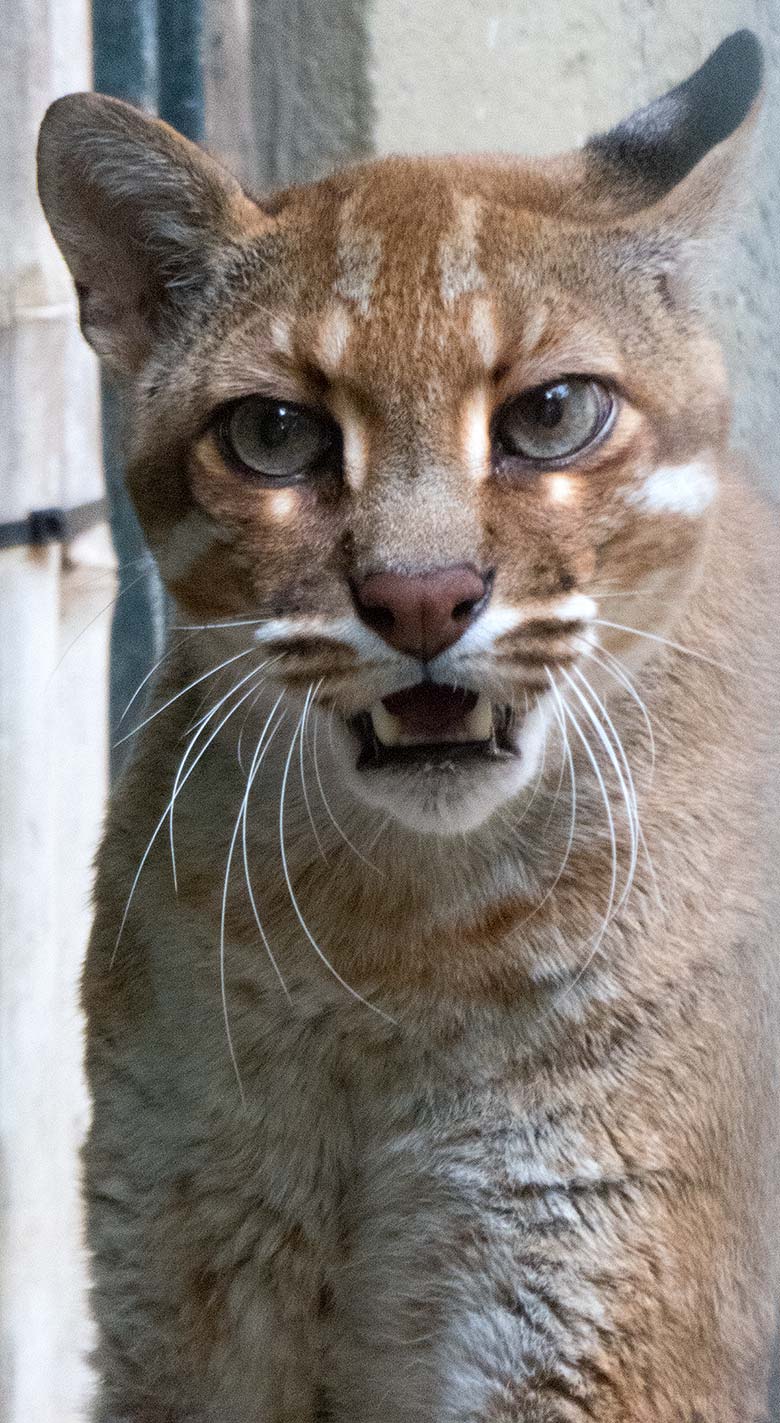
[{"xmin": 382, "ymin": 684, "xmax": 479, "ymax": 738}]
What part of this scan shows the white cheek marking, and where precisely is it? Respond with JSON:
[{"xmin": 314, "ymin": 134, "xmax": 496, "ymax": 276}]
[
  {"xmin": 334, "ymin": 193, "xmax": 383, "ymax": 316},
  {"xmin": 452, "ymin": 594, "xmax": 597, "ymax": 660},
  {"xmin": 253, "ymin": 613, "xmax": 401, "ymax": 662},
  {"xmin": 535, "ymin": 592, "xmax": 597, "ymax": 623},
  {"xmin": 439, "ymin": 194, "xmax": 487, "ymax": 304},
  {"xmin": 252, "ymin": 596, "xmax": 598, "ymax": 668},
  {"xmin": 454, "ymin": 603, "xmax": 526, "ymax": 656},
  {"xmin": 545, "ymin": 473, "xmax": 578, "ymax": 505},
  {"xmin": 462, "ymin": 389, "xmax": 490, "ymax": 483},
  {"xmin": 469, "ymin": 296, "xmax": 498, "ymax": 368},
  {"xmin": 254, "ymin": 613, "xmax": 347, "ymax": 644},
  {"xmin": 266, "ymin": 489, "xmax": 298, "ymax": 521},
  {"xmin": 316, "ymin": 304, "xmax": 353, "ymax": 377},
  {"xmin": 627, "ymin": 460, "xmax": 717, "ymax": 517}
]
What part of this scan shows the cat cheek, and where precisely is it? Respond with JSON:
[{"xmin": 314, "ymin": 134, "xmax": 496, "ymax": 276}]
[{"xmin": 154, "ymin": 509, "xmax": 224, "ymax": 585}]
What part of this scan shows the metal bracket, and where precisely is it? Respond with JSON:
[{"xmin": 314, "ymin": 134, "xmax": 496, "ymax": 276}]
[{"xmin": 0, "ymin": 497, "xmax": 108, "ymax": 551}]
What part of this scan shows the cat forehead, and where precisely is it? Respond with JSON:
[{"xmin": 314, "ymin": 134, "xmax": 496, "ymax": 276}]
[
  {"xmin": 219, "ymin": 158, "xmax": 628, "ymax": 389},
  {"xmin": 278, "ymin": 157, "xmax": 555, "ymax": 307},
  {"xmin": 317, "ymin": 180, "xmax": 498, "ymax": 374}
]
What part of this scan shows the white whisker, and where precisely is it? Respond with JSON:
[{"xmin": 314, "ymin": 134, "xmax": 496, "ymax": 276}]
[
  {"xmin": 326, "ymin": 704, "xmax": 339, "ymax": 759},
  {"xmin": 591, "ymin": 586, "xmax": 675, "ymax": 600},
  {"xmin": 364, "ymin": 816, "xmax": 392, "ymax": 856},
  {"xmin": 118, "ymin": 629, "xmax": 201, "ymax": 725},
  {"xmin": 118, "ymin": 646, "xmax": 176, "ymax": 725},
  {"xmin": 47, "ymin": 566, "xmax": 152, "ymax": 688},
  {"xmin": 563, "ymin": 666, "xmax": 639, "ymax": 918},
  {"xmin": 114, "ymin": 645, "xmax": 257, "ymax": 748},
  {"xmin": 312, "ymin": 710, "xmax": 382, "ymax": 874},
  {"xmin": 299, "ymin": 682, "xmax": 327, "ymax": 861},
  {"xmin": 168, "ymin": 660, "xmax": 275, "ymax": 891},
  {"xmin": 217, "ymin": 695, "xmax": 288, "ymax": 1104},
  {"xmin": 506, "ymin": 693, "xmax": 548, "ymax": 833},
  {"xmin": 542, "ymin": 696, "xmax": 570, "ymax": 833},
  {"xmin": 236, "ymin": 684, "xmax": 268, "ymax": 775},
  {"xmin": 548, "ymin": 670, "xmax": 619, "ymax": 987},
  {"xmin": 279, "ymin": 715, "xmax": 394, "ymax": 1023},
  {"xmin": 592, "ymin": 618, "xmax": 735, "ymax": 674},
  {"xmin": 170, "ymin": 615, "xmax": 272, "ymax": 631},
  {"xmin": 520, "ymin": 680, "xmax": 578, "ymax": 926},
  {"xmin": 239, "ymin": 698, "xmax": 289, "ymax": 999},
  {"xmin": 579, "ymin": 641, "xmax": 656, "ymax": 780},
  {"xmin": 572, "ymin": 667, "xmax": 641, "ymax": 829},
  {"xmin": 584, "ymin": 647, "xmax": 664, "ymax": 913},
  {"xmin": 111, "ymin": 672, "xmax": 265, "ymax": 966}
]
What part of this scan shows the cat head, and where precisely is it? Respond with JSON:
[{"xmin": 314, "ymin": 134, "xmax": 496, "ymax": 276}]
[{"xmin": 38, "ymin": 32, "xmax": 762, "ymax": 835}]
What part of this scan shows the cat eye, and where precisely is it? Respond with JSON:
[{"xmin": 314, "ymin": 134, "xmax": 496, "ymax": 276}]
[
  {"xmin": 217, "ymin": 396, "xmax": 337, "ymax": 482},
  {"xmin": 493, "ymin": 377, "xmax": 614, "ymax": 466}
]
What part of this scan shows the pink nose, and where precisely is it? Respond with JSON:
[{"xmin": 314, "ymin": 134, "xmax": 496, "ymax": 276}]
[{"xmin": 353, "ymin": 565, "xmax": 491, "ymax": 660}]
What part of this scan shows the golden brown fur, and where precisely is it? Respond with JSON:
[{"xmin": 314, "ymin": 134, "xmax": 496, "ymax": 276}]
[{"xmin": 38, "ymin": 31, "xmax": 779, "ymax": 1421}]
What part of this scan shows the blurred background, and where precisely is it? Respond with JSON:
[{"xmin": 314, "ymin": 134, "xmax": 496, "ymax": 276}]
[{"xmin": 1, "ymin": 1, "xmax": 778, "ymax": 1417}]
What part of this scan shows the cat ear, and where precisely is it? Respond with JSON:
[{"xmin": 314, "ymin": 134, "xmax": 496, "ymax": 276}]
[
  {"xmin": 583, "ymin": 30, "xmax": 764, "ymax": 233},
  {"xmin": 37, "ymin": 92, "xmax": 268, "ymax": 374}
]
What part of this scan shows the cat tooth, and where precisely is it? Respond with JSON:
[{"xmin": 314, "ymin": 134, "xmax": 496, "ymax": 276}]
[
  {"xmin": 463, "ymin": 692, "xmax": 494, "ymax": 742},
  {"xmin": 370, "ymin": 702, "xmax": 404, "ymax": 747}
]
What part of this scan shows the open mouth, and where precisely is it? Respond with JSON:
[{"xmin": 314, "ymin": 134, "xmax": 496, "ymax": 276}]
[{"xmin": 351, "ymin": 684, "xmax": 516, "ymax": 770}]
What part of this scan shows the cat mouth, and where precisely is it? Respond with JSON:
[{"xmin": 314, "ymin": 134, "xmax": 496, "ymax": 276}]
[{"xmin": 351, "ymin": 684, "xmax": 516, "ymax": 770}]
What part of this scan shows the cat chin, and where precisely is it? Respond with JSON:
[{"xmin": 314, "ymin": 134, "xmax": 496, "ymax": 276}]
[{"xmin": 333, "ymin": 697, "xmax": 551, "ymax": 838}]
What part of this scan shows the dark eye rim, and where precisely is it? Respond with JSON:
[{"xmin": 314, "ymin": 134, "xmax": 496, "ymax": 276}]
[
  {"xmin": 213, "ymin": 394, "xmax": 340, "ymax": 485},
  {"xmin": 491, "ymin": 375, "xmax": 618, "ymax": 472}
]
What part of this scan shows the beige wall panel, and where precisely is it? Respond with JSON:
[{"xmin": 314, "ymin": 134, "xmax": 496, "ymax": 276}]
[
  {"xmin": 370, "ymin": 1, "xmax": 780, "ymax": 497},
  {"xmin": 1, "ymin": 0, "xmax": 104, "ymax": 1413}
]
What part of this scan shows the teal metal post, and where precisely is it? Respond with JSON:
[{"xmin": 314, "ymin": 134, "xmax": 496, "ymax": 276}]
[
  {"xmin": 92, "ymin": 0, "xmax": 161, "ymax": 778},
  {"xmin": 92, "ymin": 0, "xmax": 205, "ymax": 777},
  {"xmin": 158, "ymin": 0, "xmax": 205, "ymax": 141}
]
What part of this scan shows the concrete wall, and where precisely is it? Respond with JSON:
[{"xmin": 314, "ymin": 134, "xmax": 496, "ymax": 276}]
[{"xmin": 370, "ymin": 0, "xmax": 780, "ymax": 501}]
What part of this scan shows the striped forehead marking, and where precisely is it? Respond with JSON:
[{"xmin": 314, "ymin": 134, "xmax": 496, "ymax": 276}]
[
  {"xmin": 269, "ymin": 315, "xmax": 294, "ymax": 358},
  {"xmin": 517, "ymin": 301, "xmax": 552, "ymax": 360},
  {"xmin": 469, "ymin": 295, "xmax": 499, "ymax": 369},
  {"xmin": 315, "ymin": 304, "xmax": 354, "ymax": 377},
  {"xmin": 439, "ymin": 194, "xmax": 487, "ymax": 305},
  {"xmin": 333, "ymin": 191, "xmax": 383, "ymax": 316}
]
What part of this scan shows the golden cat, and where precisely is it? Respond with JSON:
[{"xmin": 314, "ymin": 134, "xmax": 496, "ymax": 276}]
[{"xmin": 38, "ymin": 30, "xmax": 779, "ymax": 1421}]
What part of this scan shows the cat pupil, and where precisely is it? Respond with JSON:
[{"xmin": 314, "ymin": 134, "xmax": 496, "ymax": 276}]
[
  {"xmin": 536, "ymin": 385, "xmax": 568, "ymax": 428},
  {"xmin": 262, "ymin": 408, "xmax": 293, "ymax": 448}
]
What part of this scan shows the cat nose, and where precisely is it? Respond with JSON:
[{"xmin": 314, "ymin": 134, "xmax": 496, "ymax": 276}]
[{"xmin": 352, "ymin": 565, "xmax": 492, "ymax": 660}]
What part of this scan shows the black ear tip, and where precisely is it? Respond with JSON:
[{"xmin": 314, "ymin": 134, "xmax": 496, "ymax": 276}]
[
  {"xmin": 716, "ymin": 29, "xmax": 763, "ymax": 83},
  {"xmin": 585, "ymin": 29, "xmax": 764, "ymax": 204},
  {"xmin": 681, "ymin": 29, "xmax": 765, "ymax": 154},
  {"xmin": 703, "ymin": 29, "xmax": 764, "ymax": 108}
]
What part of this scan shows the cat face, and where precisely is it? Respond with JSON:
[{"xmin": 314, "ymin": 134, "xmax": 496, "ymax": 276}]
[
  {"xmin": 38, "ymin": 33, "xmax": 761, "ymax": 834},
  {"xmin": 137, "ymin": 170, "xmax": 727, "ymax": 835}
]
